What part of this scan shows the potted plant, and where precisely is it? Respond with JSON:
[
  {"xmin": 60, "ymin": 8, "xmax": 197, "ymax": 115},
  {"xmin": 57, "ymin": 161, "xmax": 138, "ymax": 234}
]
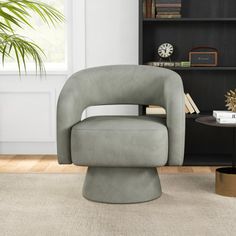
[{"xmin": 0, "ymin": 0, "xmax": 64, "ymax": 73}]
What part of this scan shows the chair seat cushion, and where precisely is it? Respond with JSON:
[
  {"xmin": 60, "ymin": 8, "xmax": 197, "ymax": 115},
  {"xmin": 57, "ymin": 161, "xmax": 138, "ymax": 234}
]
[{"xmin": 71, "ymin": 116, "xmax": 168, "ymax": 167}]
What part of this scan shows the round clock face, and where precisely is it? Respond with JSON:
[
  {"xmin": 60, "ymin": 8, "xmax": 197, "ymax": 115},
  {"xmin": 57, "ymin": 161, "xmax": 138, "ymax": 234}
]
[{"xmin": 158, "ymin": 43, "xmax": 174, "ymax": 59}]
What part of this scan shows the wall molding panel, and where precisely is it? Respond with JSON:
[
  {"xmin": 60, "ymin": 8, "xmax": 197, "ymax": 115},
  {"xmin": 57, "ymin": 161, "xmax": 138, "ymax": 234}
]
[{"xmin": 0, "ymin": 89, "xmax": 56, "ymax": 142}]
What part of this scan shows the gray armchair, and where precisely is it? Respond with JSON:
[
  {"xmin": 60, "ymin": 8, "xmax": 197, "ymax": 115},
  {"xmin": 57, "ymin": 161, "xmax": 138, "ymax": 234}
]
[{"xmin": 57, "ymin": 65, "xmax": 185, "ymax": 204}]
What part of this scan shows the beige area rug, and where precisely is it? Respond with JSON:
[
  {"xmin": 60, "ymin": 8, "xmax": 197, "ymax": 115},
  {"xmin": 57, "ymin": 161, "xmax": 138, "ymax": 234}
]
[{"xmin": 0, "ymin": 173, "xmax": 236, "ymax": 236}]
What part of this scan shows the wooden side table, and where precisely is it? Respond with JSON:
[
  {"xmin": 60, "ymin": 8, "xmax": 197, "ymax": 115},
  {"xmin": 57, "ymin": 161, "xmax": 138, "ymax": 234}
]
[{"xmin": 196, "ymin": 116, "xmax": 236, "ymax": 197}]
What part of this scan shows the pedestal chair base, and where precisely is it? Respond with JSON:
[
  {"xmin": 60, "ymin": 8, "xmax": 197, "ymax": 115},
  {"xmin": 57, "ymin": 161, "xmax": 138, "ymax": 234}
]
[{"xmin": 82, "ymin": 167, "xmax": 162, "ymax": 204}]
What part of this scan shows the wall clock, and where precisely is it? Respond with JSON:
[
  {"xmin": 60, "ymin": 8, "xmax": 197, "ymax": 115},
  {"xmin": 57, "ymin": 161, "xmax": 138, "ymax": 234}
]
[{"xmin": 158, "ymin": 43, "xmax": 174, "ymax": 60}]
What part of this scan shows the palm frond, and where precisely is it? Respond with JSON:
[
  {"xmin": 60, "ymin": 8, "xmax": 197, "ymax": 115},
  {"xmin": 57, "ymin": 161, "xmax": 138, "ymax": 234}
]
[
  {"xmin": 0, "ymin": 21, "xmax": 12, "ymax": 31},
  {"xmin": 0, "ymin": 0, "xmax": 64, "ymax": 29},
  {"xmin": 0, "ymin": 32, "xmax": 45, "ymax": 74},
  {"xmin": 0, "ymin": 0, "xmax": 64, "ymax": 74}
]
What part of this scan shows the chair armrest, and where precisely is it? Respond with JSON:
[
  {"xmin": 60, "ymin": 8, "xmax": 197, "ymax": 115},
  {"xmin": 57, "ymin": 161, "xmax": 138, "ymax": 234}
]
[
  {"xmin": 163, "ymin": 73, "xmax": 185, "ymax": 165},
  {"xmin": 57, "ymin": 76, "xmax": 85, "ymax": 164}
]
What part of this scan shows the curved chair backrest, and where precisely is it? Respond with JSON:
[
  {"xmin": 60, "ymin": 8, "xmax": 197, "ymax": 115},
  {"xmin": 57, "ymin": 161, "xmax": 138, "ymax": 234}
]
[{"xmin": 57, "ymin": 65, "xmax": 185, "ymax": 165}]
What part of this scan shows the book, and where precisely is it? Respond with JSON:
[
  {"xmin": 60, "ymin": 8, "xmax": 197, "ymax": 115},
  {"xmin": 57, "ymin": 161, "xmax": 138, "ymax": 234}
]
[
  {"xmin": 185, "ymin": 105, "xmax": 190, "ymax": 114},
  {"xmin": 181, "ymin": 61, "xmax": 191, "ymax": 67},
  {"xmin": 184, "ymin": 94, "xmax": 195, "ymax": 114},
  {"xmin": 216, "ymin": 118, "xmax": 236, "ymax": 124},
  {"xmin": 156, "ymin": 4, "xmax": 182, "ymax": 7},
  {"xmin": 156, "ymin": 12, "xmax": 181, "ymax": 15},
  {"xmin": 146, "ymin": 61, "xmax": 162, "ymax": 66},
  {"xmin": 146, "ymin": 61, "xmax": 175, "ymax": 67},
  {"xmin": 151, "ymin": 0, "xmax": 156, "ymax": 18},
  {"xmin": 156, "ymin": 0, "xmax": 181, "ymax": 3},
  {"xmin": 174, "ymin": 62, "xmax": 181, "ymax": 67},
  {"xmin": 163, "ymin": 62, "xmax": 175, "ymax": 67},
  {"xmin": 156, "ymin": 14, "xmax": 181, "ymax": 18},
  {"xmin": 213, "ymin": 110, "xmax": 236, "ymax": 119},
  {"xmin": 146, "ymin": 0, "xmax": 152, "ymax": 18},
  {"xmin": 143, "ymin": 0, "xmax": 146, "ymax": 18},
  {"xmin": 156, "ymin": 8, "xmax": 181, "ymax": 12},
  {"xmin": 146, "ymin": 106, "xmax": 166, "ymax": 115},
  {"xmin": 186, "ymin": 93, "xmax": 200, "ymax": 114}
]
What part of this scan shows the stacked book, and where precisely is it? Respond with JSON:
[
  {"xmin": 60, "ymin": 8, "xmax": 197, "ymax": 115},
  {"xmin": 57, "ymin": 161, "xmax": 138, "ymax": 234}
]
[
  {"xmin": 213, "ymin": 111, "xmax": 236, "ymax": 124},
  {"xmin": 156, "ymin": 0, "xmax": 182, "ymax": 19},
  {"xmin": 146, "ymin": 61, "xmax": 191, "ymax": 68},
  {"xmin": 146, "ymin": 93, "xmax": 200, "ymax": 115}
]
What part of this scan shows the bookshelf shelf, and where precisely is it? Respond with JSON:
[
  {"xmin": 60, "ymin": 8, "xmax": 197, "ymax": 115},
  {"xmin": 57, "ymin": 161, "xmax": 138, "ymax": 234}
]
[
  {"xmin": 143, "ymin": 18, "xmax": 236, "ymax": 22},
  {"xmin": 145, "ymin": 66, "xmax": 236, "ymax": 71},
  {"xmin": 146, "ymin": 112, "xmax": 211, "ymax": 119},
  {"xmin": 139, "ymin": 0, "xmax": 236, "ymax": 165},
  {"xmin": 170, "ymin": 67, "xmax": 236, "ymax": 71}
]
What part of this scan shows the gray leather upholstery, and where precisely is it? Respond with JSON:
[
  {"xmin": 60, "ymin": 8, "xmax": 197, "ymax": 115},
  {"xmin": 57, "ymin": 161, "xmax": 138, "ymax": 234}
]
[
  {"xmin": 57, "ymin": 65, "xmax": 185, "ymax": 166},
  {"xmin": 71, "ymin": 116, "xmax": 168, "ymax": 167}
]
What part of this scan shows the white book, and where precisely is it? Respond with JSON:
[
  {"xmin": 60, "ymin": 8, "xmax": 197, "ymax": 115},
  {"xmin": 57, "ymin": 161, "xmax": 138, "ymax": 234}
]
[
  {"xmin": 184, "ymin": 94, "xmax": 194, "ymax": 114},
  {"xmin": 213, "ymin": 110, "xmax": 236, "ymax": 119},
  {"xmin": 186, "ymin": 93, "xmax": 200, "ymax": 114},
  {"xmin": 146, "ymin": 106, "xmax": 166, "ymax": 115},
  {"xmin": 216, "ymin": 118, "xmax": 236, "ymax": 124},
  {"xmin": 185, "ymin": 105, "xmax": 190, "ymax": 114}
]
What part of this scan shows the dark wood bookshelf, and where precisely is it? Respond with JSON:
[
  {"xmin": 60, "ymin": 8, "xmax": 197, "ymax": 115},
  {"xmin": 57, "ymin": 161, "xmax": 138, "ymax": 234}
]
[{"xmin": 139, "ymin": 0, "xmax": 236, "ymax": 166}]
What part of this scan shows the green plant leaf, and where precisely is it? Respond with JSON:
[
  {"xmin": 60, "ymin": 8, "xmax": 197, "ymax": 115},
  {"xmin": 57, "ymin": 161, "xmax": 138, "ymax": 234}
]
[
  {"xmin": 0, "ymin": 0, "xmax": 64, "ymax": 74},
  {"xmin": 0, "ymin": 32, "xmax": 46, "ymax": 74}
]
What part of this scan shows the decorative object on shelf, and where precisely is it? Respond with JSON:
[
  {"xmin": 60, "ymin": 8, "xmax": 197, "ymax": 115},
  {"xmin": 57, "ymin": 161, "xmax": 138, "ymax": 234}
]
[
  {"xmin": 225, "ymin": 89, "xmax": 236, "ymax": 112},
  {"xmin": 158, "ymin": 43, "xmax": 174, "ymax": 61},
  {"xmin": 156, "ymin": 0, "xmax": 182, "ymax": 19},
  {"xmin": 189, "ymin": 47, "xmax": 218, "ymax": 67}
]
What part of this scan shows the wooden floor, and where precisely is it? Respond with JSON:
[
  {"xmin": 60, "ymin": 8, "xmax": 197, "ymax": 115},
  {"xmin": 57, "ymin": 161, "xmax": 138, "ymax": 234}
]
[{"xmin": 0, "ymin": 155, "xmax": 218, "ymax": 173}]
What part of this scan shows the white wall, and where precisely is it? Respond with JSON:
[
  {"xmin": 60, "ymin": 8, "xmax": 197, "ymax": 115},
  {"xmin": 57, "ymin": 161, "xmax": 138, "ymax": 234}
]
[
  {"xmin": 85, "ymin": 0, "xmax": 139, "ymax": 67},
  {"xmin": 0, "ymin": 0, "xmax": 139, "ymax": 154}
]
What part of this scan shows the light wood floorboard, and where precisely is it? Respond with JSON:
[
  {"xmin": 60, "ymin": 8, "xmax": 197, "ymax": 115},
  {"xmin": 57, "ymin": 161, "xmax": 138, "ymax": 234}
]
[{"xmin": 0, "ymin": 155, "xmax": 218, "ymax": 174}]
